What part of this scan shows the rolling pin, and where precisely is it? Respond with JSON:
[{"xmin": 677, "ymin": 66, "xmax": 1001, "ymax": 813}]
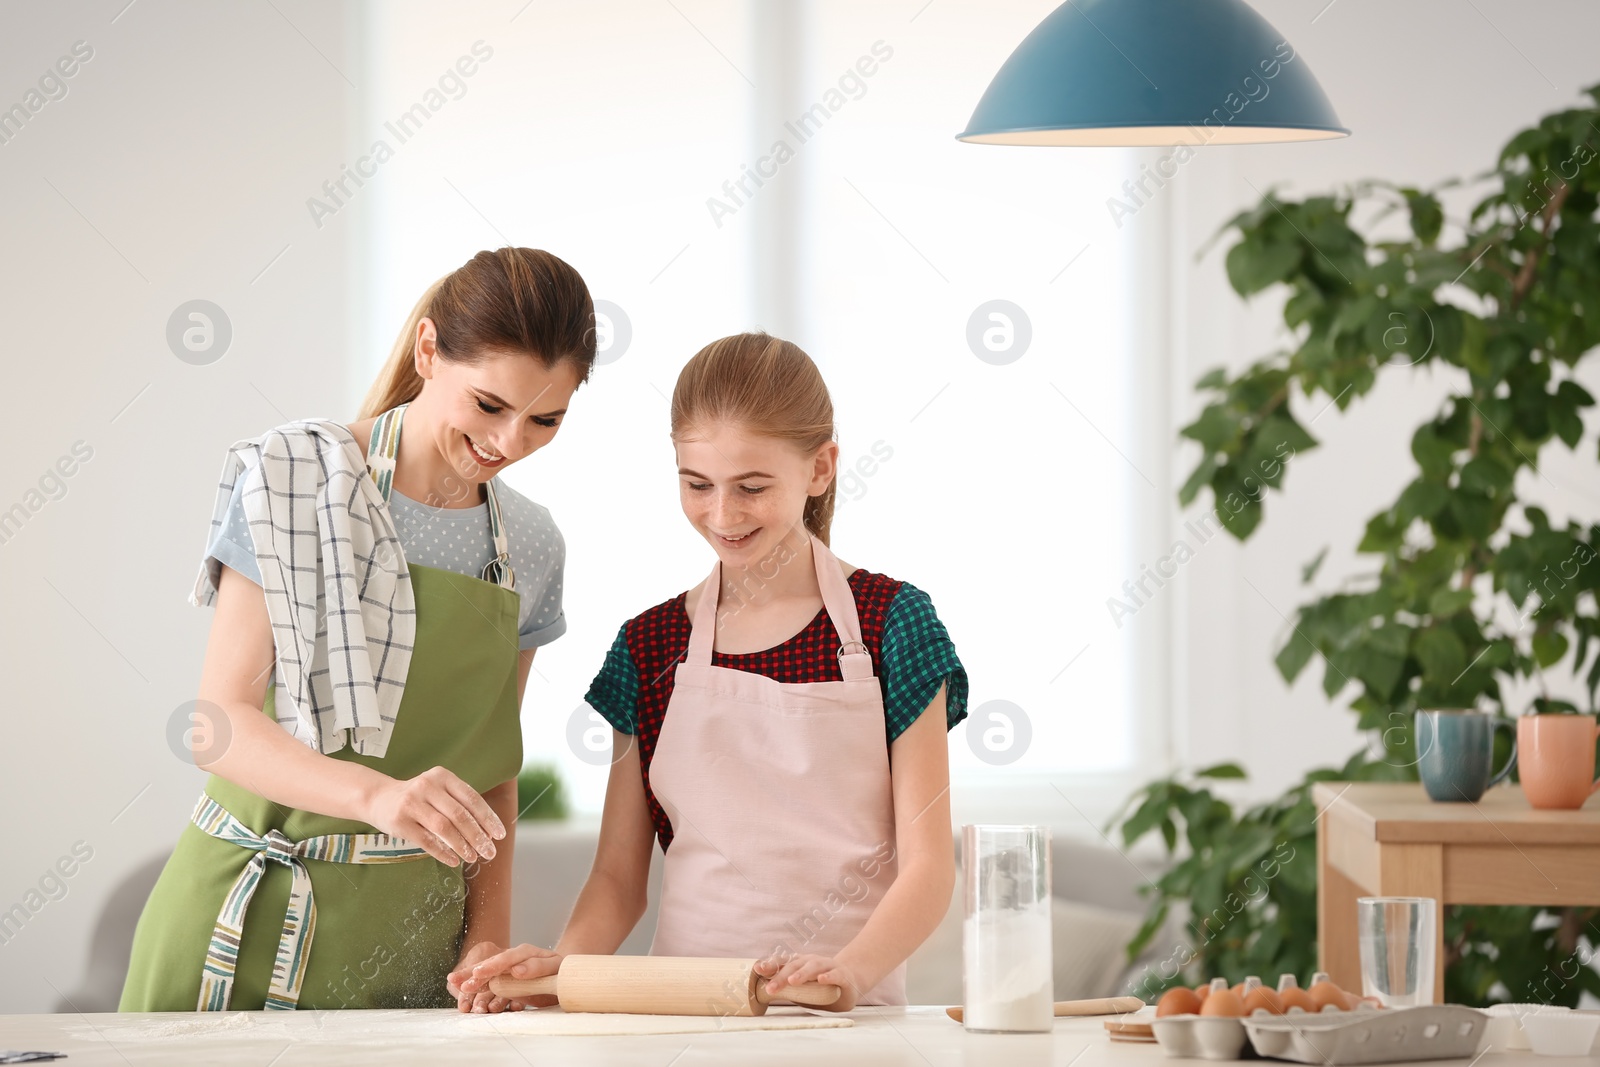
[
  {"xmin": 945, "ymin": 996, "xmax": 1146, "ymax": 1022},
  {"xmin": 487, "ymin": 955, "xmax": 842, "ymax": 1017}
]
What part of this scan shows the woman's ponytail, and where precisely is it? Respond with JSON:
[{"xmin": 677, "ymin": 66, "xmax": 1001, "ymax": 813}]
[
  {"xmin": 358, "ymin": 248, "xmax": 596, "ymax": 421},
  {"xmin": 358, "ymin": 275, "xmax": 446, "ymax": 420}
]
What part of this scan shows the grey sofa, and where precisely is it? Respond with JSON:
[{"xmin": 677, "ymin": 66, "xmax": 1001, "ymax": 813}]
[
  {"xmin": 65, "ymin": 819, "xmax": 1167, "ymax": 1011},
  {"xmin": 510, "ymin": 820, "xmax": 1168, "ymax": 1005}
]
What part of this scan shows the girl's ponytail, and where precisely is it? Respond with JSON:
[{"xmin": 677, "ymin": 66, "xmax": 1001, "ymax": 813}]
[{"xmin": 802, "ymin": 479, "xmax": 837, "ymax": 547}]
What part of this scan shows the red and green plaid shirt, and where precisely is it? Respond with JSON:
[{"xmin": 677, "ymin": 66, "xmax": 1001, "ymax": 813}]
[{"xmin": 584, "ymin": 568, "xmax": 968, "ymax": 851}]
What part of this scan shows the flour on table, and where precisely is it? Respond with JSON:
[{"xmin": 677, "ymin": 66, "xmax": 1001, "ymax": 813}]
[
  {"xmin": 68, "ymin": 1010, "xmax": 446, "ymax": 1043},
  {"xmin": 67, "ymin": 1007, "xmax": 850, "ymax": 1043}
]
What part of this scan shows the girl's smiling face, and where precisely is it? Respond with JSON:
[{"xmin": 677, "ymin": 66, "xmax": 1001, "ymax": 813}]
[{"xmin": 676, "ymin": 421, "xmax": 837, "ymax": 568}]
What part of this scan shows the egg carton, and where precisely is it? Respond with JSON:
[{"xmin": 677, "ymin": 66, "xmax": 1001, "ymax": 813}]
[
  {"xmin": 1151, "ymin": 1004, "xmax": 1487, "ymax": 1063},
  {"xmin": 1152, "ymin": 1003, "xmax": 1384, "ymax": 1060},
  {"xmin": 1244, "ymin": 1005, "xmax": 1487, "ymax": 1064}
]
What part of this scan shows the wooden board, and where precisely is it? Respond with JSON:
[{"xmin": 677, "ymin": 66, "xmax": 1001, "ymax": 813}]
[{"xmin": 1104, "ymin": 1017, "xmax": 1153, "ymax": 1039}]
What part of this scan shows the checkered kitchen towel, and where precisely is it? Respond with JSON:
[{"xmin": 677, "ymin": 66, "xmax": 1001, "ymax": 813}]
[{"xmin": 189, "ymin": 419, "xmax": 414, "ymax": 758}]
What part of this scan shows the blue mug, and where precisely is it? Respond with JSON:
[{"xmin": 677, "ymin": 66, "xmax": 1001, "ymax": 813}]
[{"xmin": 1414, "ymin": 709, "xmax": 1517, "ymax": 802}]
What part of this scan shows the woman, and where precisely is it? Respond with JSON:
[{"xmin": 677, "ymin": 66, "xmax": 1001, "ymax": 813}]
[
  {"xmin": 120, "ymin": 247, "xmax": 595, "ymax": 1013},
  {"xmin": 458, "ymin": 332, "xmax": 966, "ymax": 1011}
]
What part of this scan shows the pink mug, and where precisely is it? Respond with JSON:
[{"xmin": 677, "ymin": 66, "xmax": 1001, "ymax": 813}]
[{"xmin": 1517, "ymin": 714, "xmax": 1600, "ymax": 810}]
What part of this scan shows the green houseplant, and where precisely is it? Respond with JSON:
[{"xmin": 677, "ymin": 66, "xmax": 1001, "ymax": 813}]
[
  {"xmin": 515, "ymin": 763, "xmax": 570, "ymax": 821},
  {"xmin": 1111, "ymin": 84, "xmax": 1600, "ymax": 1007}
]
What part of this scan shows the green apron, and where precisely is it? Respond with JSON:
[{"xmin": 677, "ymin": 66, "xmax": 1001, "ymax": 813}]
[{"xmin": 120, "ymin": 405, "xmax": 523, "ymax": 1011}]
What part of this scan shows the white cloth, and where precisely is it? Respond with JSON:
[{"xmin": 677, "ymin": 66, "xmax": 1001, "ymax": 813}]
[{"xmin": 190, "ymin": 419, "xmax": 414, "ymax": 758}]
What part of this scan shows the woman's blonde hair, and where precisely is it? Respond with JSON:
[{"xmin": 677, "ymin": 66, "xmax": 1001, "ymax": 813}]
[
  {"xmin": 358, "ymin": 247, "xmax": 596, "ymax": 419},
  {"xmin": 670, "ymin": 332, "xmax": 838, "ymax": 546}
]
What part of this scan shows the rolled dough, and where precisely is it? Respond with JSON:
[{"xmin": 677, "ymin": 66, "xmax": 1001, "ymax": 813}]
[{"xmin": 463, "ymin": 1008, "xmax": 853, "ymax": 1036}]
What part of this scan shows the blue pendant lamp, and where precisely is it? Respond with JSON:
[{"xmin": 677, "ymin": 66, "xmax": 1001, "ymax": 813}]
[{"xmin": 958, "ymin": 0, "xmax": 1347, "ymax": 146}]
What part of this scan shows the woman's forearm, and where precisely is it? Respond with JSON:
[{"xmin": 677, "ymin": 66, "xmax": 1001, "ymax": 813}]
[
  {"xmin": 197, "ymin": 697, "xmax": 390, "ymax": 824},
  {"xmin": 462, "ymin": 780, "xmax": 519, "ymax": 948},
  {"xmin": 195, "ymin": 563, "xmax": 392, "ymax": 825}
]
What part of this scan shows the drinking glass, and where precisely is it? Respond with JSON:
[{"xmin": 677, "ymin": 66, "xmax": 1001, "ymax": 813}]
[{"xmin": 1357, "ymin": 896, "xmax": 1437, "ymax": 1006}]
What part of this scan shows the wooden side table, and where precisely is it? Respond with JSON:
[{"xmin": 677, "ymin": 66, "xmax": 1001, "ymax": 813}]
[{"xmin": 1314, "ymin": 781, "xmax": 1600, "ymax": 1004}]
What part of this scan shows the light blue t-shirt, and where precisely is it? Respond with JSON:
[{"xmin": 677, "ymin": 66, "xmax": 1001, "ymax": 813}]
[{"xmin": 205, "ymin": 474, "xmax": 566, "ymax": 650}]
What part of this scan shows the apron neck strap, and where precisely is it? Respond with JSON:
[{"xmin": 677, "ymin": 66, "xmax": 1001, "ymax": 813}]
[
  {"xmin": 686, "ymin": 534, "xmax": 871, "ymax": 678},
  {"xmin": 365, "ymin": 403, "xmax": 516, "ymax": 592}
]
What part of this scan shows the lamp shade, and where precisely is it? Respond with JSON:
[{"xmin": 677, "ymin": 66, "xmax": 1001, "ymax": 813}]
[{"xmin": 957, "ymin": 0, "xmax": 1348, "ymax": 146}]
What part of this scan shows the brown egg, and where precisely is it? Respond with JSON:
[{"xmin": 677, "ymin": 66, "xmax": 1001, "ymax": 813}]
[
  {"xmin": 1278, "ymin": 985, "xmax": 1316, "ymax": 1012},
  {"xmin": 1307, "ymin": 978, "xmax": 1348, "ymax": 1012},
  {"xmin": 1193, "ymin": 982, "xmax": 1211, "ymax": 1004},
  {"xmin": 1157, "ymin": 986, "xmax": 1203, "ymax": 1017},
  {"xmin": 1199, "ymin": 988, "xmax": 1247, "ymax": 1017},
  {"xmin": 1242, "ymin": 986, "xmax": 1284, "ymax": 1015}
]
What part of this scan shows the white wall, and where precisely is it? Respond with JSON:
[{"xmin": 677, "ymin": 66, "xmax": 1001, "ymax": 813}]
[
  {"xmin": 0, "ymin": 0, "xmax": 364, "ymax": 1014},
  {"xmin": 1153, "ymin": 0, "xmax": 1600, "ymax": 801}
]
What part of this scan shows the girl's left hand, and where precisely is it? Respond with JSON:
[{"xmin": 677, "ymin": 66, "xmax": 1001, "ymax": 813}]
[
  {"xmin": 448, "ymin": 940, "xmax": 527, "ymax": 1013},
  {"xmin": 753, "ymin": 954, "xmax": 859, "ymax": 1012}
]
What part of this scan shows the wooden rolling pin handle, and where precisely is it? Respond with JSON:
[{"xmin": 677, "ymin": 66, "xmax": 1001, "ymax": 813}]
[
  {"xmin": 487, "ymin": 974, "xmax": 559, "ymax": 998},
  {"xmin": 1059, "ymin": 996, "xmax": 1145, "ymax": 1015},
  {"xmin": 945, "ymin": 995, "xmax": 1146, "ymax": 1023},
  {"xmin": 756, "ymin": 980, "xmax": 842, "ymax": 1007}
]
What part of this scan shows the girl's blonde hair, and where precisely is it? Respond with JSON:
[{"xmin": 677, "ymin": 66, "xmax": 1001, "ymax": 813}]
[
  {"xmin": 670, "ymin": 332, "xmax": 838, "ymax": 546},
  {"xmin": 358, "ymin": 247, "xmax": 596, "ymax": 419}
]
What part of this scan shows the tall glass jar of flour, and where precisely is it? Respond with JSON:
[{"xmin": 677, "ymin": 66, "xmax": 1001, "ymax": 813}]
[{"xmin": 962, "ymin": 824, "xmax": 1053, "ymax": 1032}]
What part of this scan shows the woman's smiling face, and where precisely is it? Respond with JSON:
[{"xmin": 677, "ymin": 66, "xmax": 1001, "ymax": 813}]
[
  {"xmin": 675, "ymin": 421, "xmax": 837, "ymax": 567},
  {"xmin": 415, "ymin": 317, "xmax": 582, "ymax": 492}
]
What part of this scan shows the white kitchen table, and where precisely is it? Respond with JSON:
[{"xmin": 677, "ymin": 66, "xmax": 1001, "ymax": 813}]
[{"xmin": 0, "ymin": 1006, "xmax": 1580, "ymax": 1066}]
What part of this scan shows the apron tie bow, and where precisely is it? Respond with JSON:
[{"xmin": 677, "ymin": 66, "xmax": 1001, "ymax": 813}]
[
  {"xmin": 189, "ymin": 793, "xmax": 429, "ymax": 1011},
  {"xmin": 261, "ymin": 828, "xmax": 298, "ymax": 868}
]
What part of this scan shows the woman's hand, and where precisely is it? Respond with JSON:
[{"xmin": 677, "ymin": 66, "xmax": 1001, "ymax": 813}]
[
  {"xmin": 363, "ymin": 766, "xmax": 506, "ymax": 867},
  {"xmin": 451, "ymin": 943, "xmax": 563, "ymax": 1010},
  {"xmin": 753, "ymin": 954, "xmax": 860, "ymax": 1012}
]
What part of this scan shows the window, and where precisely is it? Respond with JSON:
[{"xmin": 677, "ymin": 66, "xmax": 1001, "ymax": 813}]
[{"xmin": 362, "ymin": 1, "xmax": 1163, "ymax": 817}]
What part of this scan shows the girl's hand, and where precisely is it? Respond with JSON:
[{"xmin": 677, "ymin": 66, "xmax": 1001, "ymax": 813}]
[
  {"xmin": 448, "ymin": 940, "xmax": 520, "ymax": 1013},
  {"xmin": 454, "ymin": 943, "xmax": 563, "ymax": 1009},
  {"xmin": 753, "ymin": 954, "xmax": 859, "ymax": 1012},
  {"xmin": 363, "ymin": 766, "xmax": 506, "ymax": 867}
]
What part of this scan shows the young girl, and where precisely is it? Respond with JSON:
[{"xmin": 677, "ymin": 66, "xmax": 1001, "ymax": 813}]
[
  {"xmin": 120, "ymin": 247, "xmax": 595, "ymax": 1013},
  {"xmin": 456, "ymin": 332, "xmax": 967, "ymax": 1011}
]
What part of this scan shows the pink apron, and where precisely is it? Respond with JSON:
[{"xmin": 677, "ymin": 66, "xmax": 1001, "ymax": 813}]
[{"xmin": 648, "ymin": 534, "xmax": 906, "ymax": 1005}]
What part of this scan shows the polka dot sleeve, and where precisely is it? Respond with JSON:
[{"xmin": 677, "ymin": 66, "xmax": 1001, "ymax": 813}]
[
  {"xmin": 518, "ymin": 521, "xmax": 567, "ymax": 650},
  {"xmin": 204, "ymin": 475, "xmax": 262, "ymax": 586},
  {"xmin": 879, "ymin": 582, "xmax": 968, "ymax": 742},
  {"xmin": 583, "ymin": 623, "xmax": 641, "ymax": 735}
]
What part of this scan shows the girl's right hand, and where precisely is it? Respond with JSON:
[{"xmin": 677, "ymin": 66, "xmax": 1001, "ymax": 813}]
[
  {"xmin": 459, "ymin": 944, "xmax": 564, "ymax": 1009},
  {"xmin": 364, "ymin": 766, "xmax": 506, "ymax": 866}
]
